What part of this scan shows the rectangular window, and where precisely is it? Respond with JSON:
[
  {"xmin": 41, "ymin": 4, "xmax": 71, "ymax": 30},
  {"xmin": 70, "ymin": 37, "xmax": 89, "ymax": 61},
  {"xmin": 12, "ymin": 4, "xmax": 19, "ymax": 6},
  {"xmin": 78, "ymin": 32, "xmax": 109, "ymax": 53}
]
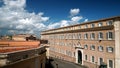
[
  {"xmin": 99, "ymin": 58, "xmax": 103, "ymax": 65},
  {"xmin": 73, "ymin": 34, "xmax": 76, "ymax": 39},
  {"xmin": 85, "ymin": 55, "xmax": 87, "ymax": 60},
  {"xmin": 79, "ymin": 26, "xmax": 81, "ymax": 29},
  {"xmin": 107, "ymin": 47, "xmax": 113, "ymax": 53},
  {"xmin": 84, "ymin": 45, "xmax": 88, "ymax": 49},
  {"xmin": 98, "ymin": 46, "xmax": 103, "ymax": 51},
  {"xmin": 109, "ymin": 60, "xmax": 113, "ymax": 68},
  {"xmin": 85, "ymin": 24, "xmax": 88, "ymax": 28},
  {"xmin": 98, "ymin": 32, "xmax": 103, "ymax": 40},
  {"xmin": 84, "ymin": 33, "xmax": 88, "ymax": 39},
  {"xmin": 107, "ymin": 20, "xmax": 113, "ymax": 25},
  {"xmin": 74, "ymin": 52, "xmax": 75, "ymax": 57},
  {"xmin": 78, "ymin": 34, "xmax": 81, "ymax": 39},
  {"xmin": 90, "ymin": 45, "xmax": 95, "ymax": 50},
  {"xmin": 91, "ymin": 33, "xmax": 95, "ymax": 40},
  {"xmin": 107, "ymin": 32, "xmax": 113, "ymax": 40},
  {"xmin": 91, "ymin": 23, "xmax": 95, "ymax": 28},
  {"xmin": 98, "ymin": 22, "xmax": 103, "ymax": 27},
  {"xmin": 92, "ymin": 56, "xmax": 94, "ymax": 62}
]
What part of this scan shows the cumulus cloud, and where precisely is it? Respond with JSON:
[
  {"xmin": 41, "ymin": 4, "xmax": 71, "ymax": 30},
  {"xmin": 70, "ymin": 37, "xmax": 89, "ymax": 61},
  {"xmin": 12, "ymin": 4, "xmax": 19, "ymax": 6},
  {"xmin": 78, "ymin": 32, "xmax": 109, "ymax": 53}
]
[
  {"xmin": 48, "ymin": 22, "xmax": 60, "ymax": 29},
  {"xmin": 0, "ymin": 0, "xmax": 88, "ymax": 37},
  {"xmin": 70, "ymin": 8, "xmax": 80, "ymax": 17},
  {"xmin": 48, "ymin": 8, "xmax": 87, "ymax": 29},
  {"xmin": 48, "ymin": 20, "xmax": 70, "ymax": 29},
  {"xmin": 60, "ymin": 20, "xmax": 69, "ymax": 27},
  {"xmin": 0, "ymin": 0, "xmax": 49, "ymax": 37},
  {"xmin": 71, "ymin": 16, "xmax": 83, "ymax": 22}
]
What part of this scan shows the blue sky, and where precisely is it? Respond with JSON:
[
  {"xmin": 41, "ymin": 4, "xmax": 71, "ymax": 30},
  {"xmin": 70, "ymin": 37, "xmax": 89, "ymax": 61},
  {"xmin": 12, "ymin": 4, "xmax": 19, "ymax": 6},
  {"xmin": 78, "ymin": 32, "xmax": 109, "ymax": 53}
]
[
  {"xmin": 0, "ymin": 0, "xmax": 120, "ymax": 37},
  {"xmin": 26, "ymin": 0, "xmax": 120, "ymax": 21}
]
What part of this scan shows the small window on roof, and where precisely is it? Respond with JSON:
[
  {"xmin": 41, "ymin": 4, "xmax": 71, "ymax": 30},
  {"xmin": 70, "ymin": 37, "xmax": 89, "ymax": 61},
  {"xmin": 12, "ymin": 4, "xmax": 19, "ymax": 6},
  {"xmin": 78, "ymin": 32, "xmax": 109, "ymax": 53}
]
[{"xmin": 98, "ymin": 22, "xmax": 103, "ymax": 27}]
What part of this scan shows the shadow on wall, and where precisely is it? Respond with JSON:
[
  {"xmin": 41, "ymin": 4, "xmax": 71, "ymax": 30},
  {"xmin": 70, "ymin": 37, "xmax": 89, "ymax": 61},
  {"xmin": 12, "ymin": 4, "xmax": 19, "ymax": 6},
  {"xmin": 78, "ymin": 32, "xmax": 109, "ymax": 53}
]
[{"xmin": 45, "ymin": 58, "xmax": 54, "ymax": 68}]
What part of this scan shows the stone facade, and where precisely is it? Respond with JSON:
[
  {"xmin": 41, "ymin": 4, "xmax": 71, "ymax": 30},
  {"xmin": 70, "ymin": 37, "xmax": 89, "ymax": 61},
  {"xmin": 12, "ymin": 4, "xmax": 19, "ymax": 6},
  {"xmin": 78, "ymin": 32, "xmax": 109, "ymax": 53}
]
[{"xmin": 41, "ymin": 16, "xmax": 120, "ymax": 68}]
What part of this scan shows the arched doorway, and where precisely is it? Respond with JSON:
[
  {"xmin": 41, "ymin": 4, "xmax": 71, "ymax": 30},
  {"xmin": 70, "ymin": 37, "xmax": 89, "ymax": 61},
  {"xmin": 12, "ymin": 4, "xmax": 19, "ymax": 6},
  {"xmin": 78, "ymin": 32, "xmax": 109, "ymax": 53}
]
[{"xmin": 78, "ymin": 50, "xmax": 82, "ymax": 64}]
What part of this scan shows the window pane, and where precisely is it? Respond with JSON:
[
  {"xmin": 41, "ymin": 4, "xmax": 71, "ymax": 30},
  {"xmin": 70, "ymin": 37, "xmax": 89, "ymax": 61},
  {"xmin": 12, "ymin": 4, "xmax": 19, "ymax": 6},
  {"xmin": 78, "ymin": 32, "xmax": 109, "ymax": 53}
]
[
  {"xmin": 98, "ymin": 22, "xmax": 103, "ymax": 27},
  {"xmin": 84, "ymin": 33, "xmax": 88, "ymax": 39},
  {"xmin": 108, "ymin": 32, "xmax": 113, "ymax": 39},
  {"xmin": 92, "ymin": 56, "xmax": 94, "ymax": 62},
  {"xmin": 98, "ymin": 46, "xmax": 103, "ymax": 51},
  {"xmin": 107, "ymin": 21, "xmax": 113, "ymax": 25},
  {"xmin": 107, "ymin": 47, "xmax": 113, "ymax": 52},
  {"xmin": 109, "ymin": 60, "xmax": 113, "ymax": 68},
  {"xmin": 85, "ymin": 55, "xmax": 87, "ymax": 60},
  {"xmin": 91, "ymin": 45, "xmax": 95, "ymax": 50},
  {"xmin": 84, "ymin": 45, "xmax": 88, "ymax": 49},
  {"xmin": 99, "ymin": 32, "xmax": 103, "ymax": 39},
  {"xmin": 91, "ymin": 24, "xmax": 95, "ymax": 28},
  {"xmin": 100, "ymin": 58, "xmax": 103, "ymax": 65},
  {"xmin": 91, "ymin": 33, "xmax": 95, "ymax": 39}
]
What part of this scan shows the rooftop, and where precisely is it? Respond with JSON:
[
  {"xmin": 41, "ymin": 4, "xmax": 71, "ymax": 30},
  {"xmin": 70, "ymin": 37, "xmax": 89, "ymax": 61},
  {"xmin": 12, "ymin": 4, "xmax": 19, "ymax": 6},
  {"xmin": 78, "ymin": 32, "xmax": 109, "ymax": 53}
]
[
  {"xmin": 0, "ymin": 41, "xmax": 40, "ymax": 53},
  {"xmin": 41, "ymin": 16, "xmax": 120, "ymax": 32}
]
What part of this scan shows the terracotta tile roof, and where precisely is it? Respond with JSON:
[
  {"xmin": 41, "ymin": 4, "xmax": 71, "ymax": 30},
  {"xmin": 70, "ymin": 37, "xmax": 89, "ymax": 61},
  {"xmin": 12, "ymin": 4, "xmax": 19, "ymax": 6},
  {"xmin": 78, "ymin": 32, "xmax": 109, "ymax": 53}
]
[{"xmin": 0, "ymin": 41, "xmax": 40, "ymax": 53}]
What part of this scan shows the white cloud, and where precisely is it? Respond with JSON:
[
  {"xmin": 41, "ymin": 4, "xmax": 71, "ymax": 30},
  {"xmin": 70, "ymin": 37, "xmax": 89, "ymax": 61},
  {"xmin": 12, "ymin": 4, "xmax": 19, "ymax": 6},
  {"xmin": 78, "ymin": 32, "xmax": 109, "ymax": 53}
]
[
  {"xmin": 48, "ymin": 23, "xmax": 60, "ymax": 29},
  {"xmin": 84, "ymin": 19, "xmax": 88, "ymax": 22},
  {"xmin": 48, "ymin": 20, "xmax": 69, "ymax": 29},
  {"xmin": 60, "ymin": 20, "xmax": 69, "ymax": 27},
  {"xmin": 48, "ymin": 8, "xmax": 88, "ymax": 29},
  {"xmin": 3, "ymin": 0, "xmax": 26, "ymax": 8},
  {"xmin": 0, "ymin": 0, "xmax": 49, "ymax": 37},
  {"xmin": 0, "ymin": 0, "xmax": 88, "ymax": 37},
  {"xmin": 70, "ymin": 8, "xmax": 80, "ymax": 17},
  {"xmin": 71, "ymin": 16, "xmax": 83, "ymax": 22}
]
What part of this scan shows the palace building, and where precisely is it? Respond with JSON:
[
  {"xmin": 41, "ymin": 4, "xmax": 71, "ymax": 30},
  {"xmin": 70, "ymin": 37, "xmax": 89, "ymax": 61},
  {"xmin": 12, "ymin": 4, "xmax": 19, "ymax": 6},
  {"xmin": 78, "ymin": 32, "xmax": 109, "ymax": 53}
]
[{"xmin": 41, "ymin": 16, "xmax": 120, "ymax": 68}]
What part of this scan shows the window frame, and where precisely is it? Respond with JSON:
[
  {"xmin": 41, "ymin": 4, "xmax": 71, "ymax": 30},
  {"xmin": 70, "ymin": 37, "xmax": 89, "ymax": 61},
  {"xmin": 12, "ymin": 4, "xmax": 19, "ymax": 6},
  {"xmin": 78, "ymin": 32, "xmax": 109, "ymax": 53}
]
[
  {"xmin": 85, "ymin": 24, "xmax": 88, "ymax": 28},
  {"xmin": 84, "ymin": 33, "xmax": 88, "ymax": 39},
  {"xmin": 98, "ymin": 46, "xmax": 104, "ymax": 51},
  {"xmin": 84, "ymin": 45, "xmax": 88, "ymax": 49},
  {"xmin": 90, "ymin": 45, "xmax": 95, "ymax": 50},
  {"xmin": 98, "ymin": 22, "xmax": 103, "ymax": 27},
  {"xmin": 107, "ymin": 32, "xmax": 113, "ymax": 40},
  {"xmin": 85, "ymin": 55, "xmax": 88, "ymax": 61},
  {"xmin": 91, "ymin": 33, "xmax": 95, "ymax": 40},
  {"xmin": 107, "ymin": 46, "xmax": 114, "ymax": 53},
  {"xmin": 107, "ymin": 20, "xmax": 113, "ymax": 25},
  {"xmin": 91, "ymin": 23, "xmax": 95, "ymax": 28},
  {"xmin": 98, "ymin": 32, "xmax": 103, "ymax": 40},
  {"xmin": 91, "ymin": 56, "xmax": 95, "ymax": 63}
]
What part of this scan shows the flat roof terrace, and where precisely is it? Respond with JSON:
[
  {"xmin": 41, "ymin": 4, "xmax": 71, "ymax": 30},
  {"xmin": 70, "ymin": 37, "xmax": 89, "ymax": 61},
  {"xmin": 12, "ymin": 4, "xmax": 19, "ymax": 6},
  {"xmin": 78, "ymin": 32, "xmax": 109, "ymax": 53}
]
[{"xmin": 0, "ymin": 41, "xmax": 40, "ymax": 53}]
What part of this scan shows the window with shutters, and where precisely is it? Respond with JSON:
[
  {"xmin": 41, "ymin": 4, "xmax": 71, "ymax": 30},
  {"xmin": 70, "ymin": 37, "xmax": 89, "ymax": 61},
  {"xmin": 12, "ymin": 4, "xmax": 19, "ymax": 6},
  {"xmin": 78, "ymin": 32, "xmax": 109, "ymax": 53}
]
[
  {"xmin": 85, "ymin": 24, "xmax": 88, "ymax": 28},
  {"xmin": 98, "ymin": 46, "xmax": 103, "ymax": 51},
  {"xmin": 107, "ymin": 20, "xmax": 113, "ymax": 25},
  {"xmin": 85, "ymin": 55, "xmax": 87, "ymax": 60},
  {"xmin": 90, "ymin": 45, "xmax": 95, "ymax": 50},
  {"xmin": 91, "ymin": 33, "xmax": 95, "ymax": 40},
  {"xmin": 108, "ymin": 60, "xmax": 113, "ymax": 68},
  {"xmin": 107, "ymin": 47, "xmax": 114, "ymax": 53},
  {"xmin": 91, "ymin": 56, "xmax": 95, "ymax": 62},
  {"xmin": 84, "ymin": 33, "xmax": 88, "ymax": 39},
  {"xmin": 99, "ymin": 58, "xmax": 103, "ymax": 65},
  {"xmin": 107, "ymin": 32, "xmax": 113, "ymax": 40},
  {"xmin": 91, "ymin": 23, "xmax": 95, "ymax": 28},
  {"xmin": 78, "ymin": 33, "xmax": 81, "ymax": 39},
  {"xmin": 98, "ymin": 22, "xmax": 103, "ymax": 27},
  {"xmin": 98, "ymin": 32, "xmax": 103, "ymax": 40},
  {"xmin": 84, "ymin": 45, "xmax": 88, "ymax": 49}
]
